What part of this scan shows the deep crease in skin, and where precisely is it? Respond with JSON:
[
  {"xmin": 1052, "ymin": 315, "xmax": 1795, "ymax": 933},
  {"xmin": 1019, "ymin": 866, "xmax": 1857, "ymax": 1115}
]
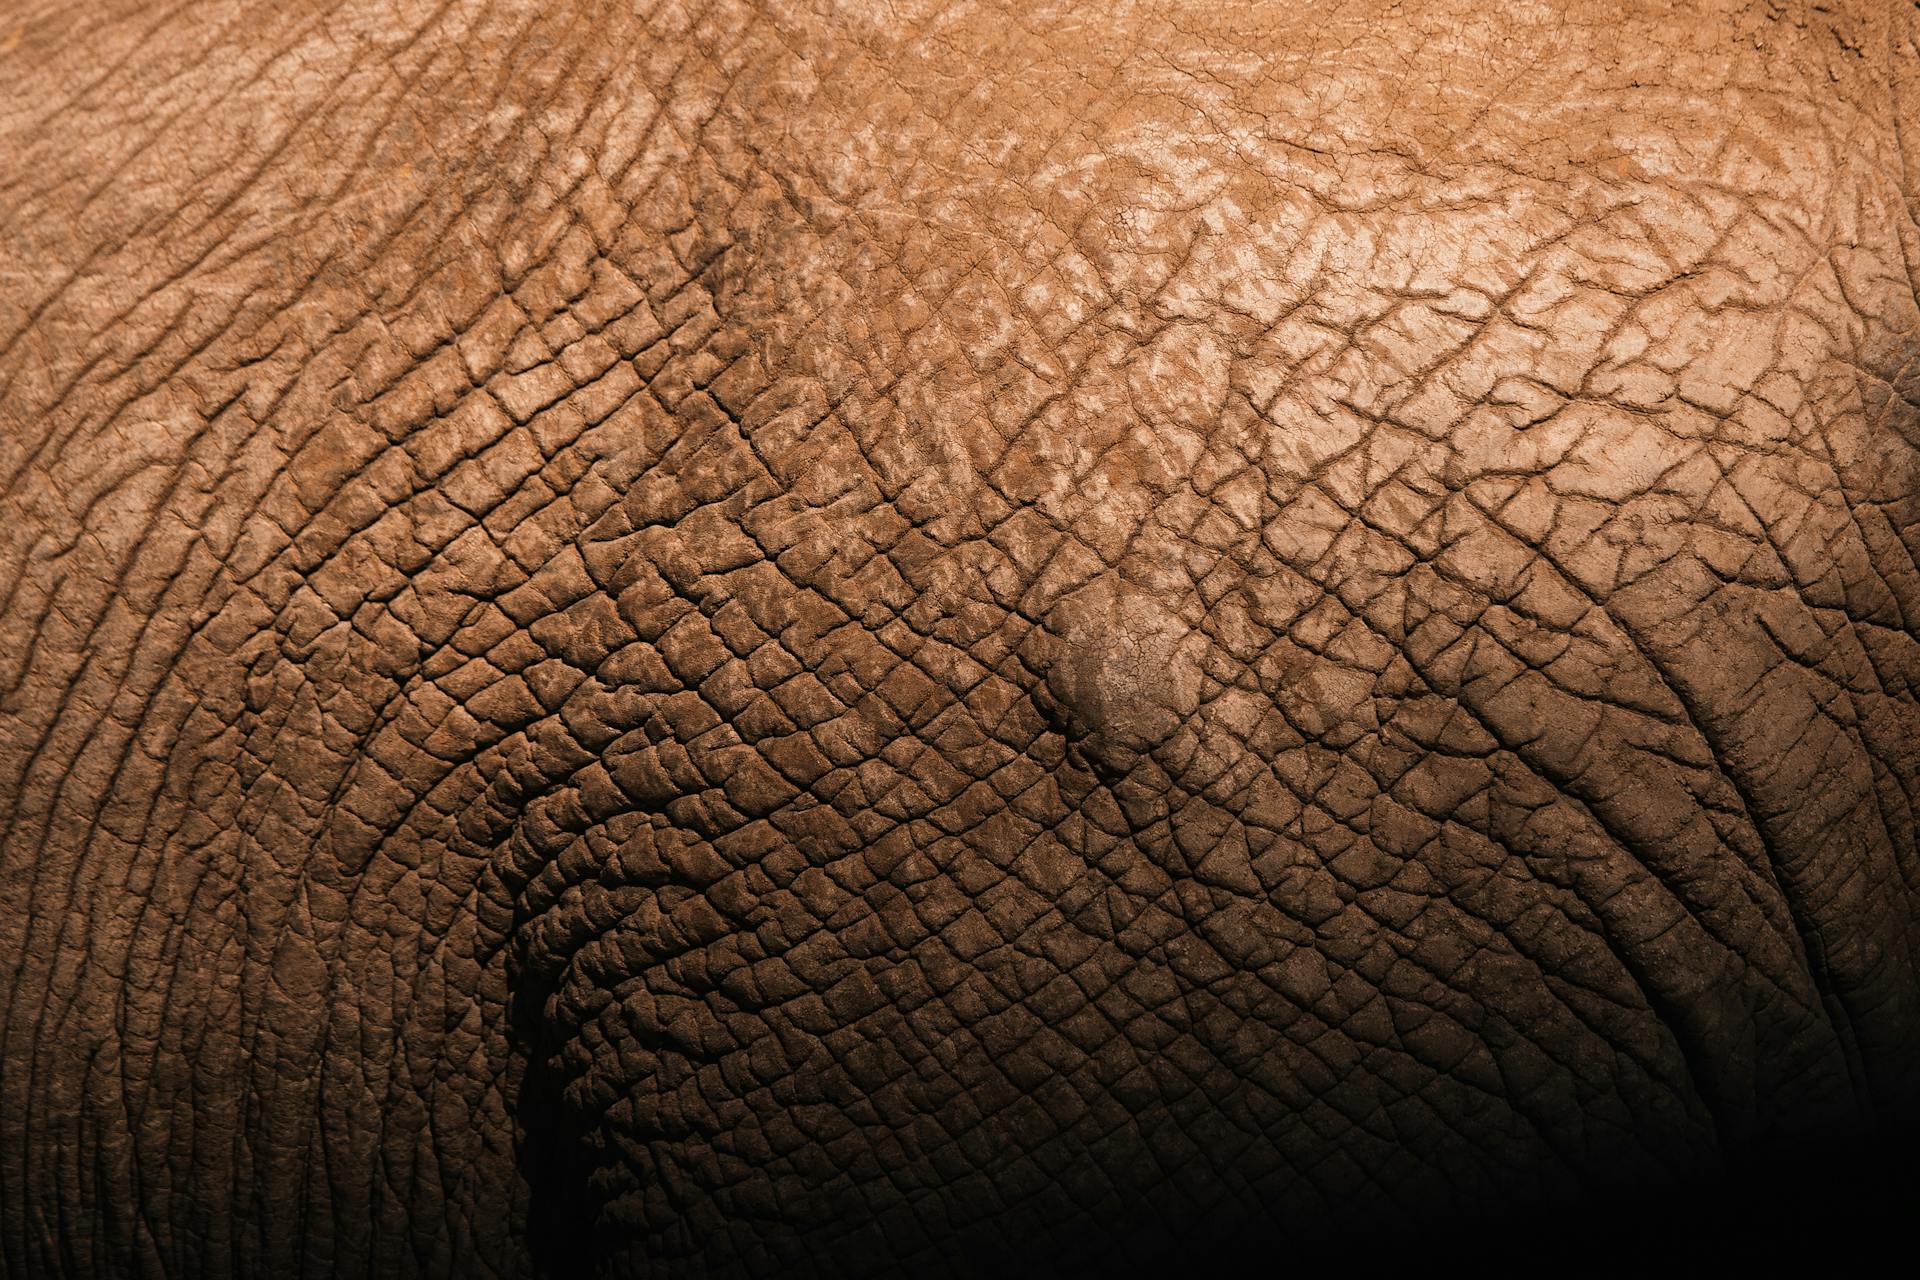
[{"xmin": 1, "ymin": 1, "xmax": 1919, "ymax": 1277}]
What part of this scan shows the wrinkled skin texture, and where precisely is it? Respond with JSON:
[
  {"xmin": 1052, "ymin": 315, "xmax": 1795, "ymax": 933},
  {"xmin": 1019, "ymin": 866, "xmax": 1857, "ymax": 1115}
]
[{"xmin": 4, "ymin": 0, "xmax": 1920, "ymax": 1274}]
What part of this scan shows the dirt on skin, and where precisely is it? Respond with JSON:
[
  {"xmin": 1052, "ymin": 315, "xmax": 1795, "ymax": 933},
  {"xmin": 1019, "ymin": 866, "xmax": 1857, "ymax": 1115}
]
[{"xmin": 1, "ymin": 2, "xmax": 1918, "ymax": 1276}]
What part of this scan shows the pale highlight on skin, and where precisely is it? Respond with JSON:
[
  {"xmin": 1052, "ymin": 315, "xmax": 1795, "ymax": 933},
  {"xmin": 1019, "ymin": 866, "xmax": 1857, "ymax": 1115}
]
[{"xmin": 1, "ymin": 2, "xmax": 1918, "ymax": 1277}]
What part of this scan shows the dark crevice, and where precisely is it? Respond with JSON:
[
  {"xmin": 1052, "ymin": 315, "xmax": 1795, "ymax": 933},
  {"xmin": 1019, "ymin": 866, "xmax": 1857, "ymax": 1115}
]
[{"xmin": 508, "ymin": 924, "xmax": 618, "ymax": 1279}]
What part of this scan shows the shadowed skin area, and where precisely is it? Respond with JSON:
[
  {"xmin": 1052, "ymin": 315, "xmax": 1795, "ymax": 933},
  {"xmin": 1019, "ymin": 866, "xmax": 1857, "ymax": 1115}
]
[{"xmin": 2, "ymin": 0, "xmax": 1919, "ymax": 1275}]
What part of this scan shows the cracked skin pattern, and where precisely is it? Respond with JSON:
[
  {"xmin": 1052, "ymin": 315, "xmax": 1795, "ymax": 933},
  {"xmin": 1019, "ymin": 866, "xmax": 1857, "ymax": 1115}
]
[{"xmin": 2, "ymin": 0, "xmax": 1920, "ymax": 1274}]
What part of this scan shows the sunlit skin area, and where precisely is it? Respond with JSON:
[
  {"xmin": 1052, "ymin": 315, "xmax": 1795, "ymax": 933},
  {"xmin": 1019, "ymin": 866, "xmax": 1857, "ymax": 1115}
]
[{"xmin": 2, "ymin": 2, "xmax": 1918, "ymax": 1274}]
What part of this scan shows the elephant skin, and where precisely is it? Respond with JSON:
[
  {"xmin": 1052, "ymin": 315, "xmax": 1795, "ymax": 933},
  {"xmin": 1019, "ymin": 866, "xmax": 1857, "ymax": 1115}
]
[{"xmin": 3, "ymin": 0, "xmax": 1920, "ymax": 1274}]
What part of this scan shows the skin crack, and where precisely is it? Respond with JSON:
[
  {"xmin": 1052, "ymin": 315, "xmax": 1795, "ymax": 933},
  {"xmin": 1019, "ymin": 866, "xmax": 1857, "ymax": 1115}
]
[{"xmin": 1, "ymin": 2, "xmax": 1918, "ymax": 1277}]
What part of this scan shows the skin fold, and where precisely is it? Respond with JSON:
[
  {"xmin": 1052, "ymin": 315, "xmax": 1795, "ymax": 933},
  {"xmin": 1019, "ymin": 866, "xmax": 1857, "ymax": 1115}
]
[{"xmin": 1, "ymin": 0, "xmax": 1917, "ymax": 1274}]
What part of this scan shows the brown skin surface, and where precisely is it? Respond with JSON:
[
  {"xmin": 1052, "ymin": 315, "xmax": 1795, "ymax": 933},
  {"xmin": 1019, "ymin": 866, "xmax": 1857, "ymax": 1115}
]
[{"xmin": 2, "ymin": 0, "xmax": 1919, "ymax": 1274}]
